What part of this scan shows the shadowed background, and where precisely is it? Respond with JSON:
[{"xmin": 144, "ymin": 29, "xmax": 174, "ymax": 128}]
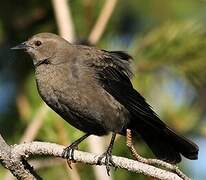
[{"xmin": 0, "ymin": 0, "xmax": 206, "ymax": 179}]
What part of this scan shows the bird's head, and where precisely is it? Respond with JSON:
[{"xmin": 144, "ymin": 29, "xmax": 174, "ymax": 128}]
[{"xmin": 11, "ymin": 33, "xmax": 70, "ymax": 67}]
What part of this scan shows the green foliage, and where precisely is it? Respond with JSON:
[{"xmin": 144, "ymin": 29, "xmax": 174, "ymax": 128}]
[{"xmin": 135, "ymin": 21, "xmax": 206, "ymax": 87}]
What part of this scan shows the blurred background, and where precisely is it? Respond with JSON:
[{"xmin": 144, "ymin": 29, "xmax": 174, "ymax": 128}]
[{"xmin": 0, "ymin": 0, "xmax": 206, "ymax": 179}]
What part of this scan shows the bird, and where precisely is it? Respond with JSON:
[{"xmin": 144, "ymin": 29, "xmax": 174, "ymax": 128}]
[{"xmin": 12, "ymin": 32, "xmax": 199, "ymax": 174}]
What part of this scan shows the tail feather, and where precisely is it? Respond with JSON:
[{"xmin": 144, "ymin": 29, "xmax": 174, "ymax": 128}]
[
  {"xmin": 165, "ymin": 127, "xmax": 198, "ymax": 160},
  {"xmin": 132, "ymin": 122, "xmax": 198, "ymax": 163}
]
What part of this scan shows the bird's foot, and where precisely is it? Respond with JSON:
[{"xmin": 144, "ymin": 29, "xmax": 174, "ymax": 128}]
[
  {"xmin": 62, "ymin": 144, "xmax": 78, "ymax": 169},
  {"xmin": 97, "ymin": 150, "xmax": 116, "ymax": 176},
  {"xmin": 62, "ymin": 134, "xmax": 90, "ymax": 169}
]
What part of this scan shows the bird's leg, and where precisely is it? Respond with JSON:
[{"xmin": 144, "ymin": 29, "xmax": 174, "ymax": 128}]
[
  {"xmin": 97, "ymin": 133, "xmax": 116, "ymax": 176},
  {"xmin": 126, "ymin": 129, "xmax": 188, "ymax": 179},
  {"xmin": 62, "ymin": 133, "xmax": 90, "ymax": 168}
]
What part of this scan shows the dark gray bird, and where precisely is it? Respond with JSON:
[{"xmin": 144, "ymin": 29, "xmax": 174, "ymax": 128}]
[{"xmin": 12, "ymin": 33, "xmax": 198, "ymax": 174}]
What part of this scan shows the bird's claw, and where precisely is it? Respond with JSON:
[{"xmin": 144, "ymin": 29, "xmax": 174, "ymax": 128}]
[
  {"xmin": 62, "ymin": 144, "xmax": 77, "ymax": 169},
  {"xmin": 97, "ymin": 151, "xmax": 116, "ymax": 176}
]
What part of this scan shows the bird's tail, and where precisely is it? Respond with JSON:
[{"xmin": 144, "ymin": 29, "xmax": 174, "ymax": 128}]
[{"xmin": 132, "ymin": 122, "xmax": 199, "ymax": 163}]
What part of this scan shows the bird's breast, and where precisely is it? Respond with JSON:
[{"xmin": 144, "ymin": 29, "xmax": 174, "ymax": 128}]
[{"xmin": 34, "ymin": 64, "xmax": 130, "ymax": 135}]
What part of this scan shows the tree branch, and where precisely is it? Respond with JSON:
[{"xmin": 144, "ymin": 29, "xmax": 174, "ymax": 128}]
[
  {"xmin": 52, "ymin": 0, "xmax": 76, "ymax": 42},
  {"xmin": 0, "ymin": 134, "xmax": 189, "ymax": 180},
  {"xmin": 88, "ymin": 0, "xmax": 118, "ymax": 45},
  {"xmin": 0, "ymin": 134, "xmax": 41, "ymax": 180}
]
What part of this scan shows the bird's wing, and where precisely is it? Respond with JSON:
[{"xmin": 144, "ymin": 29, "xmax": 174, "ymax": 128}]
[
  {"xmin": 84, "ymin": 49, "xmax": 198, "ymax": 163},
  {"xmin": 85, "ymin": 49, "xmax": 165, "ymax": 129}
]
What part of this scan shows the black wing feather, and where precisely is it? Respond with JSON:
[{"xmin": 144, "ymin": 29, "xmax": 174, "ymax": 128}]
[{"xmin": 93, "ymin": 51, "xmax": 165, "ymax": 128}]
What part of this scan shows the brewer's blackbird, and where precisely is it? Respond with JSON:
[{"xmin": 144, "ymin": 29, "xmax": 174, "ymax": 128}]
[{"xmin": 12, "ymin": 33, "xmax": 198, "ymax": 174}]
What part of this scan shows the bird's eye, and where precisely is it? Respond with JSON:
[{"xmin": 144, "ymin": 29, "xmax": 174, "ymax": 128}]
[{"xmin": 34, "ymin": 40, "xmax": 42, "ymax": 47}]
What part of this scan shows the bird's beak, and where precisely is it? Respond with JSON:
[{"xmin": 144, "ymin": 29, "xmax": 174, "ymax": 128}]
[{"xmin": 11, "ymin": 42, "xmax": 28, "ymax": 50}]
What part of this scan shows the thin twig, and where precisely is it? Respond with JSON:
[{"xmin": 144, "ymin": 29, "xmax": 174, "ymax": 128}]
[
  {"xmin": 20, "ymin": 103, "xmax": 49, "ymax": 143},
  {"xmin": 52, "ymin": 0, "xmax": 76, "ymax": 42},
  {"xmin": 88, "ymin": 0, "xmax": 118, "ymax": 44},
  {"xmin": 16, "ymin": 93, "xmax": 31, "ymax": 121},
  {"xmin": 126, "ymin": 129, "xmax": 190, "ymax": 180}
]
